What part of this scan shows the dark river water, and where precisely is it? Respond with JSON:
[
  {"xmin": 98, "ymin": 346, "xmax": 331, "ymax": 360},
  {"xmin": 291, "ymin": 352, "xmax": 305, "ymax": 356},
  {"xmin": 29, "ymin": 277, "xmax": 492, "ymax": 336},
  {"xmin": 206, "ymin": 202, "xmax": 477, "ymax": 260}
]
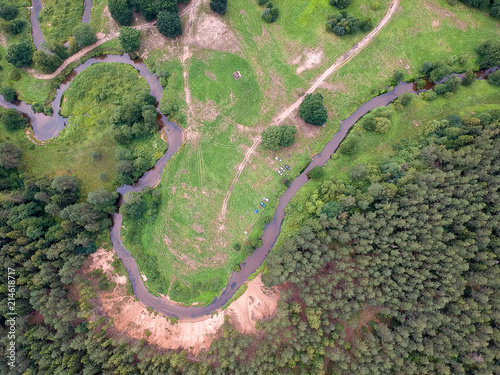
[{"xmin": 1, "ymin": 52, "xmax": 494, "ymax": 318}]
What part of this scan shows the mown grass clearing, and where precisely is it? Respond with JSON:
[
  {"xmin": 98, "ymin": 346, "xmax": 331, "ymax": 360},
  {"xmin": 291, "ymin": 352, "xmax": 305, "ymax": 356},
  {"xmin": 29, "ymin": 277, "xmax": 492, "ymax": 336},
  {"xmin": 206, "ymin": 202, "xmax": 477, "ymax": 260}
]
[
  {"xmin": 1, "ymin": 63, "xmax": 166, "ymax": 194},
  {"xmin": 38, "ymin": 0, "xmax": 84, "ymax": 45}
]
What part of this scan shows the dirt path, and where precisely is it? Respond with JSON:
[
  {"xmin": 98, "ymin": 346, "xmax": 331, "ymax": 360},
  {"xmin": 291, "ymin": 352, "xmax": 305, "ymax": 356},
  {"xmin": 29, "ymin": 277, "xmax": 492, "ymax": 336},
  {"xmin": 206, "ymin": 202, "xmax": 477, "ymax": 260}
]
[
  {"xmin": 218, "ymin": 0, "xmax": 400, "ymax": 220},
  {"xmin": 29, "ymin": 4, "xmax": 195, "ymax": 80},
  {"xmin": 271, "ymin": 0, "xmax": 400, "ymax": 126}
]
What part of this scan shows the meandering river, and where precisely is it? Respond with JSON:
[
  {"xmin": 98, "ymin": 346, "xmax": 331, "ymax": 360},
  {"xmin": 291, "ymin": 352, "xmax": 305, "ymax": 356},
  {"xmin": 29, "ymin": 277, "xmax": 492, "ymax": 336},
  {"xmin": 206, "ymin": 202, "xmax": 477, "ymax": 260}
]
[{"xmin": 0, "ymin": 54, "xmax": 427, "ymax": 318}]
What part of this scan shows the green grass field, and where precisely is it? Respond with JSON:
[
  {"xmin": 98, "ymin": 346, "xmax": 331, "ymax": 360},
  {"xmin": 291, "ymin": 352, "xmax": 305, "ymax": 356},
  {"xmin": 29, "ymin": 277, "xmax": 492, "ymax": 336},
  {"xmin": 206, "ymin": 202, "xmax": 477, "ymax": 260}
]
[
  {"xmin": 1, "ymin": 63, "xmax": 167, "ymax": 194},
  {"xmin": 38, "ymin": 0, "xmax": 84, "ymax": 45}
]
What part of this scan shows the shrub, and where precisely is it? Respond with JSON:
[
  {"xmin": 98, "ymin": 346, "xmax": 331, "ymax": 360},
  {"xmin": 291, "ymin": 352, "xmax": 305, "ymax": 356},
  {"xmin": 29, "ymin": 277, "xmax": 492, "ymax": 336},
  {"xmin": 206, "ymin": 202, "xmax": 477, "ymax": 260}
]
[
  {"xmin": 1, "ymin": 109, "xmax": 27, "ymax": 131},
  {"xmin": 119, "ymin": 27, "xmax": 141, "ymax": 53},
  {"xmin": 1, "ymin": 87, "xmax": 17, "ymax": 103},
  {"xmin": 261, "ymin": 125, "xmax": 297, "ymax": 151},
  {"xmin": 392, "ymin": 70, "xmax": 405, "ymax": 85},
  {"xmin": 420, "ymin": 90, "xmax": 437, "ymax": 101},
  {"xmin": 0, "ymin": 4, "xmax": 17, "ymax": 20},
  {"xmin": 487, "ymin": 70, "xmax": 500, "ymax": 86},
  {"xmin": 91, "ymin": 150, "xmax": 101, "ymax": 160},
  {"xmin": 33, "ymin": 50, "xmax": 62, "ymax": 74},
  {"xmin": 262, "ymin": 7, "xmax": 279, "ymax": 23},
  {"xmin": 8, "ymin": 20, "xmax": 26, "ymax": 35},
  {"xmin": 9, "ymin": 69, "xmax": 21, "ymax": 81},
  {"xmin": 326, "ymin": 12, "xmax": 360, "ymax": 35},
  {"xmin": 329, "ymin": 0, "xmax": 352, "ymax": 9},
  {"xmin": 398, "ymin": 92, "xmax": 414, "ymax": 107},
  {"xmin": 257, "ymin": 0, "xmax": 267, "ymax": 5},
  {"xmin": 73, "ymin": 23, "xmax": 97, "ymax": 47},
  {"xmin": 308, "ymin": 166, "xmax": 325, "ymax": 180},
  {"xmin": 210, "ymin": 0, "xmax": 228, "ymax": 15},
  {"xmin": 339, "ymin": 135, "xmax": 360, "ymax": 155},
  {"xmin": 461, "ymin": 70, "xmax": 475, "ymax": 86},
  {"xmin": 299, "ymin": 93, "xmax": 328, "ymax": 126},
  {"xmin": 157, "ymin": 11, "xmax": 182, "ymax": 38},
  {"xmin": 6, "ymin": 42, "xmax": 33, "ymax": 68},
  {"xmin": 108, "ymin": 0, "xmax": 132, "ymax": 26}
]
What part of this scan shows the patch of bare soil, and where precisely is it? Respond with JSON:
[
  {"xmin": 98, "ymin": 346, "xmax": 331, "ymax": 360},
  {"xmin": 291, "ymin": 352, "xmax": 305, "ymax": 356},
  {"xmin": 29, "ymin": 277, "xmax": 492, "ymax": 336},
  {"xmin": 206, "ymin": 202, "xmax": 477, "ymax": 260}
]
[
  {"xmin": 432, "ymin": 19, "xmax": 440, "ymax": 30},
  {"xmin": 424, "ymin": 1, "xmax": 467, "ymax": 30},
  {"xmin": 0, "ymin": 33, "xmax": 6, "ymax": 47},
  {"xmin": 192, "ymin": 224, "xmax": 205, "ymax": 233},
  {"xmin": 190, "ymin": 13, "xmax": 242, "ymax": 53},
  {"xmin": 288, "ymin": 48, "xmax": 325, "ymax": 74},
  {"xmin": 318, "ymin": 81, "xmax": 347, "ymax": 93},
  {"xmin": 102, "ymin": 6, "xmax": 119, "ymax": 34},
  {"xmin": 191, "ymin": 98, "xmax": 219, "ymax": 122},
  {"xmin": 90, "ymin": 255, "xmax": 279, "ymax": 355},
  {"xmin": 86, "ymin": 247, "xmax": 127, "ymax": 285}
]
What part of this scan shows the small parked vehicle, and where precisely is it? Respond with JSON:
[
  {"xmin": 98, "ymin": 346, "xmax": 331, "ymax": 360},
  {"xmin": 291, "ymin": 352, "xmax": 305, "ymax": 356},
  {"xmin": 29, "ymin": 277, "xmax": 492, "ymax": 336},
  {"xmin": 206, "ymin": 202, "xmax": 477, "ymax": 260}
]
[
  {"xmin": 279, "ymin": 166, "xmax": 285, "ymax": 172},
  {"xmin": 277, "ymin": 170, "xmax": 283, "ymax": 175},
  {"xmin": 263, "ymin": 197, "xmax": 269, "ymax": 202},
  {"xmin": 274, "ymin": 157, "xmax": 279, "ymax": 161},
  {"xmin": 260, "ymin": 202, "xmax": 266, "ymax": 207},
  {"xmin": 285, "ymin": 165, "xmax": 290, "ymax": 170}
]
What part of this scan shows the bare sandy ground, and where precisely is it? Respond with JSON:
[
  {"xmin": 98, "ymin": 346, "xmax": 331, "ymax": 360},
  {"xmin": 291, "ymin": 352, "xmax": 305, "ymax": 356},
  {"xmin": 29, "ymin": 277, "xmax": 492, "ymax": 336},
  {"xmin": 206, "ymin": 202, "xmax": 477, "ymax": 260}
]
[{"xmin": 84, "ymin": 248, "xmax": 279, "ymax": 354}]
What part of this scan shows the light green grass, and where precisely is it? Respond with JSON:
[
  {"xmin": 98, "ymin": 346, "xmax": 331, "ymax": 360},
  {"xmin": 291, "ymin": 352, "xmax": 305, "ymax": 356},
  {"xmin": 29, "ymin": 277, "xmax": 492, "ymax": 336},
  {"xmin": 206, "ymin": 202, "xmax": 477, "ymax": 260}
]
[
  {"xmin": 1, "ymin": 63, "xmax": 166, "ymax": 194},
  {"xmin": 38, "ymin": 0, "xmax": 84, "ymax": 45}
]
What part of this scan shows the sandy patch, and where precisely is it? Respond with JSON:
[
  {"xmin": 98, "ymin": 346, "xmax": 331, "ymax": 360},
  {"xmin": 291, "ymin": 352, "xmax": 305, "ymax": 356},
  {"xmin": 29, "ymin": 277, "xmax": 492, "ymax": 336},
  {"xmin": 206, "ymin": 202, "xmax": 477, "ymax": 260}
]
[
  {"xmin": 288, "ymin": 48, "xmax": 325, "ymax": 74},
  {"xmin": 431, "ymin": 19, "xmax": 440, "ymax": 30},
  {"xmin": 318, "ymin": 81, "xmax": 347, "ymax": 93},
  {"xmin": 96, "ymin": 274, "xmax": 278, "ymax": 354},
  {"xmin": 86, "ymin": 247, "xmax": 127, "ymax": 285},
  {"xmin": 191, "ymin": 98, "xmax": 219, "ymax": 122},
  {"xmin": 191, "ymin": 13, "xmax": 241, "ymax": 53},
  {"xmin": 192, "ymin": 224, "xmax": 205, "ymax": 234}
]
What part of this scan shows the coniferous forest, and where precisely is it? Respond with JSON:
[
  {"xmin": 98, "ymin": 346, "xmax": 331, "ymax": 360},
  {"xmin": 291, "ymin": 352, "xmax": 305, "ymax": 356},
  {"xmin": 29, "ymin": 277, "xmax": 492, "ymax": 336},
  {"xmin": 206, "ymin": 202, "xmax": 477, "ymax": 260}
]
[{"xmin": 1, "ymin": 100, "xmax": 499, "ymax": 373}]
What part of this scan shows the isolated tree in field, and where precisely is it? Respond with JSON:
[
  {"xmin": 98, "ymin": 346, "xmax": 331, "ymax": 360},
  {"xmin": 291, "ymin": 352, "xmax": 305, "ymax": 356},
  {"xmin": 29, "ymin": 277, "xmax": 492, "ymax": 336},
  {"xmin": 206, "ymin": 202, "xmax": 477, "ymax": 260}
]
[
  {"xmin": 326, "ymin": 12, "xmax": 360, "ymax": 35},
  {"xmin": 0, "ymin": 142, "xmax": 22, "ymax": 169},
  {"xmin": 308, "ymin": 166, "xmax": 325, "ymax": 180},
  {"xmin": 329, "ymin": 0, "xmax": 352, "ymax": 9},
  {"xmin": 299, "ymin": 93, "xmax": 328, "ymax": 126},
  {"xmin": 157, "ymin": 11, "xmax": 182, "ymax": 38},
  {"xmin": 6, "ymin": 42, "xmax": 33, "ymax": 68},
  {"xmin": 72, "ymin": 23, "xmax": 97, "ymax": 47},
  {"xmin": 33, "ymin": 50, "xmax": 62, "ymax": 73},
  {"xmin": 488, "ymin": 70, "xmax": 500, "ymax": 86},
  {"xmin": 1, "ymin": 109, "xmax": 27, "ymax": 131},
  {"xmin": 210, "ymin": 0, "xmax": 228, "ymax": 15},
  {"xmin": 0, "ymin": 4, "xmax": 17, "ymax": 20},
  {"xmin": 476, "ymin": 40, "xmax": 500, "ymax": 68},
  {"xmin": 119, "ymin": 27, "xmax": 141, "ymax": 52},
  {"xmin": 262, "ymin": 7, "xmax": 279, "ymax": 23},
  {"xmin": 108, "ymin": 0, "xmax": 132, "ymax": 26},
  {"xmin": 360, "ymin": 18, "xmax": 373, "ymax": 32},
  {"xmin": 1, "ymin": 87, "xmax": 17, "ymax": 103},
  {"xmin": 261, "ymin": 125, "xmax": 297, "ymax": 151}
]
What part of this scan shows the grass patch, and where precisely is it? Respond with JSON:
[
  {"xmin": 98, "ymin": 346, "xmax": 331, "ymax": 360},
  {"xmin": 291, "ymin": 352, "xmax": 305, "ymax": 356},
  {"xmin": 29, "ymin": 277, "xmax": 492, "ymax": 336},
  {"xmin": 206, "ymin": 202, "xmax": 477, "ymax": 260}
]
[{"xmin": 38, "ymin": 0, "xmax": 84, "ymax": 45}]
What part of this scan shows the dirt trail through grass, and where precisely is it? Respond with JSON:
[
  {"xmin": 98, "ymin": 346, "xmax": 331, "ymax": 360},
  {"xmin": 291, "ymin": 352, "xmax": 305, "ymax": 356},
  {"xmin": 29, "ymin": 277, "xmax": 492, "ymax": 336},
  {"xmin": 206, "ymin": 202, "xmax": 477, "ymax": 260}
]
[
  {"xmin": 29, "ymin": 4, "xmax": 195, "ymax": 80},
  {"xmin": 219, "ymin": 0, "xmax": 401, "ymax": 221}
]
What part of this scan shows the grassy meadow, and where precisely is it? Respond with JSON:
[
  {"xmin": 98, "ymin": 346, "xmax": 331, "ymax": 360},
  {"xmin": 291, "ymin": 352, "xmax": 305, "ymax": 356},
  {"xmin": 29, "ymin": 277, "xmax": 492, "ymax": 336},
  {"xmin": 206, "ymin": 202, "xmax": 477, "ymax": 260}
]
[{"xmin": 38, "ymin": 0, "xmax": 84, "ymax": 45}]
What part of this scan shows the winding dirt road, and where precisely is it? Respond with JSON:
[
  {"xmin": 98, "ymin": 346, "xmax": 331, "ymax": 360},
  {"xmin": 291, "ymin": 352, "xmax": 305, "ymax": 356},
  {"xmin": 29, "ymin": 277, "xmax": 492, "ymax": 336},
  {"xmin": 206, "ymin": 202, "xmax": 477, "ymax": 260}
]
[
  {"xmin": 30, "ymin": 4, "xmax": 195, "ymax": 80},
  {"xmin": 219, "ymin": 0, "xmax": 400, "ymax": 220}
]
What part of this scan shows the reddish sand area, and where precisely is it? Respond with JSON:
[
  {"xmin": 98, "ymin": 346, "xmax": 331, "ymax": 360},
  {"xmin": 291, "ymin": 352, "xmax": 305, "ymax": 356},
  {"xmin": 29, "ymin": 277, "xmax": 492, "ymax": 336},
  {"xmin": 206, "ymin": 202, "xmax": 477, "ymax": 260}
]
[{"xmin": 84, "ymin": 248, "xmax": 279, "ymax": 354}]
